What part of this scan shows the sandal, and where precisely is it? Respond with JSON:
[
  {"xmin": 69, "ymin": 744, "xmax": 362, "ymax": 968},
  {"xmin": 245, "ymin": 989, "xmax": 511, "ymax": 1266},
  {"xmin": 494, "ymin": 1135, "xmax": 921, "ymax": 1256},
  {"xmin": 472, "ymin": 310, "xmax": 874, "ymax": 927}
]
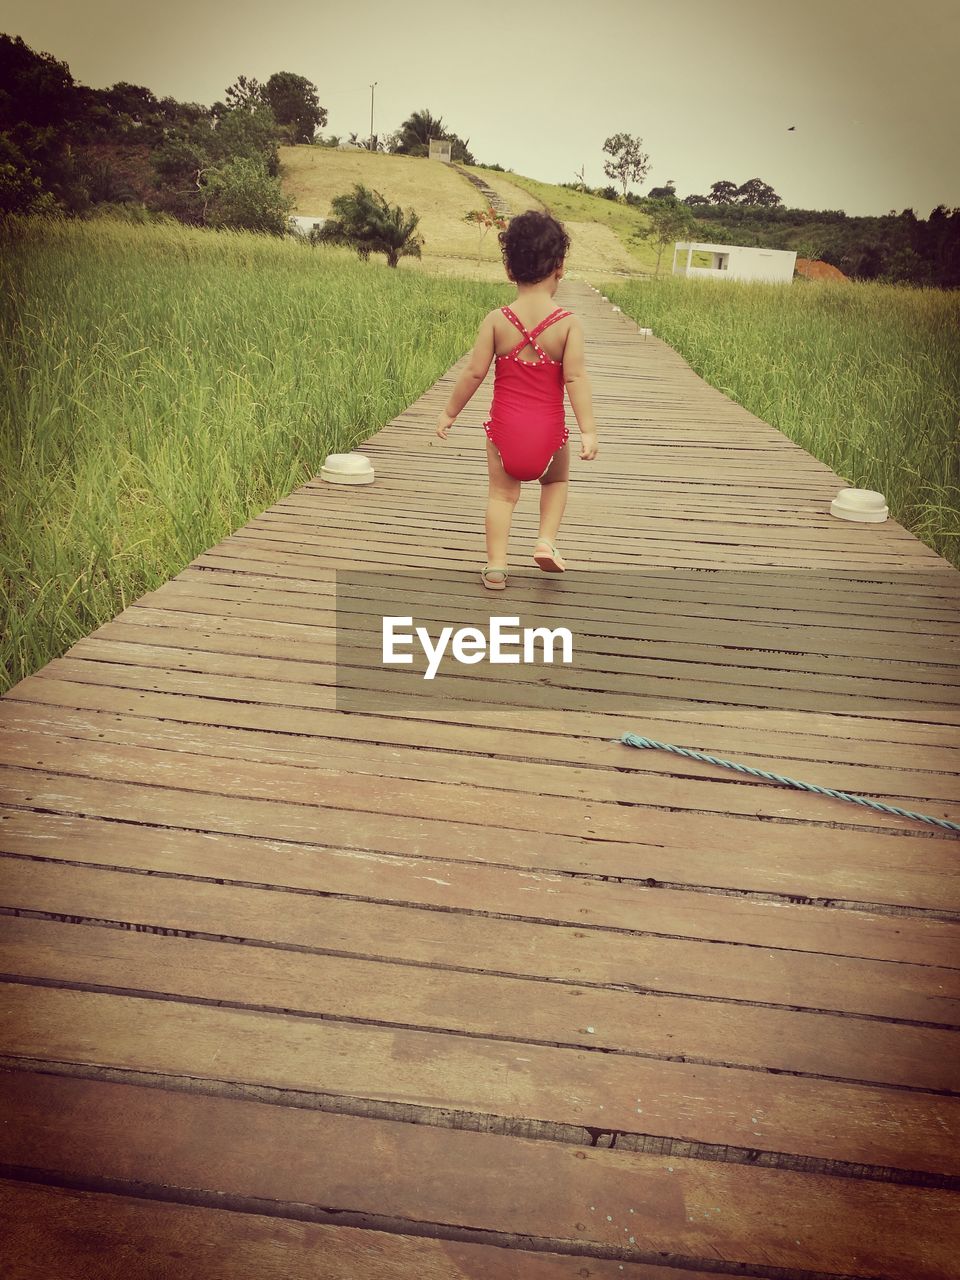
[
  {"xmin": 533, "ymin": 539, "xmax": 566, "ymax": 573},
  {"xmin": 481, "ymin": 566, "xmax": 508, "ymax": 590}
]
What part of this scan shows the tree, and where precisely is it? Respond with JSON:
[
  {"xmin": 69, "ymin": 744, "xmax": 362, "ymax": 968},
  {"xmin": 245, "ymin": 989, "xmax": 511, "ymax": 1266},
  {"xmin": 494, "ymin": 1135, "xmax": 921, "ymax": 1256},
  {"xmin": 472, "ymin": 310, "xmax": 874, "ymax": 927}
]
[
  {"xmin": 0, "ymin": 34, "xmax": 81, "ymax": 132},
  {"xmin": 647, "ymin": 179, "xmax": 676, "ymax": 200},
  {"xmin": 881, "ymin": 246, "xmax": 934, "ymax": 286},
  {"xmin": 158, "ymin": 96, "xmax": 209, "ymax": 131},
  {"xmin": 633, "ymin": 198, "xmax": 696, "ymax": 275},
  {"xmin": 78, "ymin": 155, "xmax": 138, "ymax": 205},
  {"xmin": 0, "ymin": 133, "xmax": 58, "ymax": 215},
  {"xmin": 203, "ymin": 156, "xmax": 292, "ymax": 234},
  {"xmin": 445, "ymin": 131, "xmax": 475, "ymax": 165},
  {"xmin": 0, "ymin": 34, "xmax": 93, "ymax": 213},
  {"xmin": 602, "ymin": 133, "xmax": 650, "ymax": 199},
  {"xmin": 74, "ymin": 80, "xmax": 173, "ymax": 144},
  {"xmin": 464, "ymin": 205, "xmax": 506, "ymax": 264},
  {"xmin": 737, "ymin": 177, "xmax": 782, "ymax": 208},
  {"xmin": 210, "ymin": 102, "xmax": 281, "ymax": 174},
  {"xmin": 683, "ymin": 193, "xmax": 711, "ymax": 207},
  {"xmin": 223, "ymin": 75, "xmax": 265, "ymax": 113},
  {"xmin": 389, "ymin": 109, "xmax": 474, "ymax": 163},
  {"xmin": 151, "ymin": 142, "xmax": 204, "ymax": 220},
  {"xmin": 316, "ymin": 183, "xmax": 424, "ymax": 267},
  {"xmin": 392, "ymin": 109, "xmax": 445, "ymax": 155},
  {"xmin": 264, "ymin": 72, "xmax": 326, "ymax": 144},
  {"xmin": 101, "ymin": 81, "xmax": 160, "ymax": 123},
  {"xmin": 709, "ymin": 179, "xmax": 739, "ymax": 204}
]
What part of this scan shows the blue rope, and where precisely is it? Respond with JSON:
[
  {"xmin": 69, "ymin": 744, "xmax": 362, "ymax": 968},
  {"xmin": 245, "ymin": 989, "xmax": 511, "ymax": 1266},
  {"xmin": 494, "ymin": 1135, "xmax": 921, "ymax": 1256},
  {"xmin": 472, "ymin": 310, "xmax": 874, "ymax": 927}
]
[{"xmin": 618, "ymin": 733, "xmax": 960, "ymax": 835}]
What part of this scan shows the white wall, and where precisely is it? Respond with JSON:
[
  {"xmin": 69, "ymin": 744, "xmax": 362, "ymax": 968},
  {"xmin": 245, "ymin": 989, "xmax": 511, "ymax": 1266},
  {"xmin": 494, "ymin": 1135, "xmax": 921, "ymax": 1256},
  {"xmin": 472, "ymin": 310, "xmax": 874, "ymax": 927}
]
[
  {"xmin": 673, "ymin": 242, "xmax": 796, "ymax": 284},
  {"xmin": 289, "ymin": 215, "xmax": 326, "ymax": 237}
]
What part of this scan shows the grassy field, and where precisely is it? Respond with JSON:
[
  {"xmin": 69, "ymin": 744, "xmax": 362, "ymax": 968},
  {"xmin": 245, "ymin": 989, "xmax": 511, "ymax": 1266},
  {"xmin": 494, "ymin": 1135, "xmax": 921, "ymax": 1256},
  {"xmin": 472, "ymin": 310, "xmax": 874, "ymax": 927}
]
[
  {"xmin": 0, "ymin": 215, "xmax": 507, "ymax": 693},
  {"xmin": 607, "ymin": 275, "xmax": 960, "ymax": 568}
]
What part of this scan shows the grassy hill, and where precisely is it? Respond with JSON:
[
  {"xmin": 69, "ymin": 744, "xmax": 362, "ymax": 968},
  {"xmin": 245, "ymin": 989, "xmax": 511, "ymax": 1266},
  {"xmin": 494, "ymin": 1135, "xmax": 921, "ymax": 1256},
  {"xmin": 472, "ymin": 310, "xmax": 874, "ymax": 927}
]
[
  {"xmin": 466, "ymin": 167, "xmax": 659, "ymax": 272},
  {"xmin": 279, "ymin": 147, "xmax": 655, "ymax": 280}
]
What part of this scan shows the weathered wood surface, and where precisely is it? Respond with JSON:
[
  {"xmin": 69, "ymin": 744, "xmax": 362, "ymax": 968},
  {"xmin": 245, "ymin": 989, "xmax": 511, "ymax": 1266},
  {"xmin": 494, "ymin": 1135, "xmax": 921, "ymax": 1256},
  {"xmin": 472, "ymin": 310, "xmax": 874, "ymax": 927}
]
[{"xmin": 1, "ymin": 280, "xmax": 958, "ymax": 1278}]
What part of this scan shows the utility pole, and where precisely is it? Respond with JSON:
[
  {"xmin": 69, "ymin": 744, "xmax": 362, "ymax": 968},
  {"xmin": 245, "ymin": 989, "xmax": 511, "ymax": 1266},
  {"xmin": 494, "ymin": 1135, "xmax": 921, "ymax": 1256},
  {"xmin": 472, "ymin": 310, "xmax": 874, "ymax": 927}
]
[{"xmin": 369, "ymin": 81, "xmax": 378, "ymax": 150}]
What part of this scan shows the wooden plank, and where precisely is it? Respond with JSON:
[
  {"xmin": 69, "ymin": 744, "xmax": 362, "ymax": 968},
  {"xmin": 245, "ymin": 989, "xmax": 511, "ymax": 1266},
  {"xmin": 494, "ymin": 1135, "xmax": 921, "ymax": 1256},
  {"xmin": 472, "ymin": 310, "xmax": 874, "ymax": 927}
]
[
  {"xmin": 0, "ymin": 1179, "xmax": 701, "ymax": 1280},
  {"xmin": 4, "ymin": 696, "xmax": 960, "ymax": 838},
  {"xmin": 27, "ymin": 623, "xmax": 960, "ymax": 732},
  {"xmin": 83, "ymin": 612, "xmax": 960, "ymax": 711},
  {"xmin": 99, "ymin": 570, "xmax": 960, "ymax": 670},
  {"xmin": 193, "ymin": 534, "xmax": 950, "ymax": 586},
  {"xmin": 180, "ymin": 551, "xmax": 960, "ymax": 612},
  {"xmin": 2, "ymin": 790, "xmax": 956, "ymax": 963},
  {"xmin": 3, "ymin": 914, "xmax": 957, "ymax": 1091},
  {"xmin": 58, "ymin": 635, "xmax": 959, "ymax": 748},
  {"xmin": 96, "ymin": 599, "xmax": 960, "ymax": 691},
  {"xmin": 21, "ymin": 719, "xmax": 900, "ymax": 834},
  {"xmin": 0, "ymin": 1072, "xmax": 956, "ymax": 1278},
  {"xmin": 274, "ymin": 495, "xmax": 945, "ymax": 551},
  {"xmin": 5, "ymin": 701, "xmax": 958, "ymax": 851},
  {"xmin": 332, "ymin": 535, "xmax": 934, "ymax": 572},
  {"xmin": 149, "ymin": 560, "xmax": 960, "ymax": 625},
  {"xmin": 19, "ymin": 655, "xmax": 960, "ymax": 754},
  {"xmin": 255, "ymin": 507, "xmax": 935, "ymax": 558},
  {"xmin": 229, "ymin": 515, "xmax": 951, "ymax": 563},
  {"xmin": 8, "ymin": 675, "xmax": 960, "ymax": 790},
  {"xmin": 226, "ymin": 500, "xmax": 940, "ymax": 561},
  {"xmin": 0, "ymin": 986, "xmax": 956, "ymax": 1176},
  {"xmin": 4, "ymin": 844, "xmax": 956, "ymax": 1024},
  {"xmin": 3, "ymin": 696, "xmax": 957, "ymax": 855},
  {"xmin": 256, "ymin": 489, "xmax": 938, "ymax": 539}
]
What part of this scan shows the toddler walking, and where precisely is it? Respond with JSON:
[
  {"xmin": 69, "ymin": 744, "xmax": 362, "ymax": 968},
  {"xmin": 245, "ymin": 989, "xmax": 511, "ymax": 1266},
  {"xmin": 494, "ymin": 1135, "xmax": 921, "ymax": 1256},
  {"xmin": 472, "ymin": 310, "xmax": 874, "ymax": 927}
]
[{"xmin": 436, "ymin": 211, "xmax": 598, "ymax": 589}]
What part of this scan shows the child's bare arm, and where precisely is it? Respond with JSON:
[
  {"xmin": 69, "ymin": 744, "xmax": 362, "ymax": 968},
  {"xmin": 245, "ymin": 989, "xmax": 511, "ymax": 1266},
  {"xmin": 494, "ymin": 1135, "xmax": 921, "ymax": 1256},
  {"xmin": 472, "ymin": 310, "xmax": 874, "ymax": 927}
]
[
  {"xmin": 562, "ymin": 317, "xmax": 598, "ymax": 460},
  {"xmin": 436, "ymin": 314, "xmax": 496, "ymax": 438}
]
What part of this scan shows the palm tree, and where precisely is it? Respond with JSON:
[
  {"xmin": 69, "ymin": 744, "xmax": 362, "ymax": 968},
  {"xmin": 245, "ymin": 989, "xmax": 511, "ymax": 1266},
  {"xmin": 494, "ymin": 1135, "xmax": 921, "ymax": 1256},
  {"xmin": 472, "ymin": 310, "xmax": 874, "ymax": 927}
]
[
  {"xmin": 393, "ymin": 109, "xmax": 445, "ymax": 156},
  {"xmin": 316, "ymin": 184, "xmax": 423, "ymax": 268}
]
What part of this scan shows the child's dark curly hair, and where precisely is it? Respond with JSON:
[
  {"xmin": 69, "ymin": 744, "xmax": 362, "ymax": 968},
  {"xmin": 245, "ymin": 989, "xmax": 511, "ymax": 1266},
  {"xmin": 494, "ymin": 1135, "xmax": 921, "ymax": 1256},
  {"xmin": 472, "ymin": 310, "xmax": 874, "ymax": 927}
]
[{"xmin": 498, "ymin": 210, "xmax": 570, "ymax": 284}]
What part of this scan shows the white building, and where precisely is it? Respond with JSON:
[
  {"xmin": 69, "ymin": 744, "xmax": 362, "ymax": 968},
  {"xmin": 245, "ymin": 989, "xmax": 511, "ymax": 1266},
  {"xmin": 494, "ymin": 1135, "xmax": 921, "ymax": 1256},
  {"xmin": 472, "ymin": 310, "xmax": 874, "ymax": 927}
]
[
  {"xmin": 672, "ymin": 242, "xmax": 797, "ymax": 284},
  {"xmin": 288, "ymin": 215, "xmax": 326, "ymax": 238},
  {"xmin": 428, "ymin": 138, "xmax": 452, "ymax": 164}
]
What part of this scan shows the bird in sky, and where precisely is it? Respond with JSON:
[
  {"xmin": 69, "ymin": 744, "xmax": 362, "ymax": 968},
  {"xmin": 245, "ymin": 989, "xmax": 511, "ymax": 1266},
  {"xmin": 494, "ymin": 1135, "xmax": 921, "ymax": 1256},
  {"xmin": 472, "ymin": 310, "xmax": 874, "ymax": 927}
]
[{"xmin": 787, "ymin": 125, "xmax": 796, "ymax": 131}]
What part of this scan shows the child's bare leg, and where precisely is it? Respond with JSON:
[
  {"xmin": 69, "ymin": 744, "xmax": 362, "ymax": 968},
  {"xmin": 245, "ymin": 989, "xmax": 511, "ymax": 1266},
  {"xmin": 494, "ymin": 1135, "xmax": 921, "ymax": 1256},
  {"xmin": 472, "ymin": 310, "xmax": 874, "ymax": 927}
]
[
  {"xmin": 537, "ymin": 444, "xmax": 570, "ymax": 545},
  {"xmin": 485, "ymin": 439, "xmax": 520, "ymax": 566}
]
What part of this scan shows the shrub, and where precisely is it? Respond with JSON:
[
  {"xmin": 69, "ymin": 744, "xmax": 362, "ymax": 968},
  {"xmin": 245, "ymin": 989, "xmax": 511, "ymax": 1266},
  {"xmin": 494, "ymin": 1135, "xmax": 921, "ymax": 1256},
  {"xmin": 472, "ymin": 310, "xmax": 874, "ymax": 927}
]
[{"xmin": 203, "ymin": 156, "xmax": 292, "ymax": 234}]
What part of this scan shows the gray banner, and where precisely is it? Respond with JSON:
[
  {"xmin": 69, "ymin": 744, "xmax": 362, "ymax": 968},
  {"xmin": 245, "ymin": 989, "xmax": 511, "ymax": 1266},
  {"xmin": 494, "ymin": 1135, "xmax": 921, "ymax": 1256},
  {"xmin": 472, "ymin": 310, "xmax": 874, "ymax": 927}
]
[{"xmin": 334, "ymin": 568, "xmax": 958, "ymax": 718}]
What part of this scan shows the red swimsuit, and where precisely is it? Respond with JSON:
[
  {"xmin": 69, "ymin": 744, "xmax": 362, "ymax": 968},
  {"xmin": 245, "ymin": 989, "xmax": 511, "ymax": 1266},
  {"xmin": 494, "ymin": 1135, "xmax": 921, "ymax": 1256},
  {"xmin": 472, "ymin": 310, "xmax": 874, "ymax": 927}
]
[{"xmin": 484, "ymin": 306, "xmax": 572, "ymax": 481}]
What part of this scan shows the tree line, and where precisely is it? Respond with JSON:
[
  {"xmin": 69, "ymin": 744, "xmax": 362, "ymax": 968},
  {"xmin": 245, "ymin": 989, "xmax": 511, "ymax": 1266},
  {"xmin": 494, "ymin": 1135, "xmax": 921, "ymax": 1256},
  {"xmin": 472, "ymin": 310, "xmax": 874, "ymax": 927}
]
[
  {"xmin": 592, "ymin": 132, "xmax": 960, "ymax": 287},
  {"xmin": 0, "ymin": 35, "xmax": 480, "ymax": 234}
]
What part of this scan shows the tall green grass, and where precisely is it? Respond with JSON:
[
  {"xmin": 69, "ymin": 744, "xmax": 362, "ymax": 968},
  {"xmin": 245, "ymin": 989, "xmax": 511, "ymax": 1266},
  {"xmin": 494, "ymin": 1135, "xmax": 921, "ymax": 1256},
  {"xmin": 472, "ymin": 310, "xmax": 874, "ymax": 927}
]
[
  {"xmin": 607, "ymin": 275, "xmax": 960, "ymax": 567},
  {"xmin": 1, "ymin": 216, "xmax": 508, "ymax": 692}
]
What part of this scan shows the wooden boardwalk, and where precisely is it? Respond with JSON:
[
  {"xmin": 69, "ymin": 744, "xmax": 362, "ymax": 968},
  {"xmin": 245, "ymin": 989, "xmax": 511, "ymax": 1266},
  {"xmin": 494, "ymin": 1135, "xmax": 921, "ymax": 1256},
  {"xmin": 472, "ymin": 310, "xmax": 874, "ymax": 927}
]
[{"xmin": 1, "ymin": 279, "xmax": 958, "ymax": 1278}]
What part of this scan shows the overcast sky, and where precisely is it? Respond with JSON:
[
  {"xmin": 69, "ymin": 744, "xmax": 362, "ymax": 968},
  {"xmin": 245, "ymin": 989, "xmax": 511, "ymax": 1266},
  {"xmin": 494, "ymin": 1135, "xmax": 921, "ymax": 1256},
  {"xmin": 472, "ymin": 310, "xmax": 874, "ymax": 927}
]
[{"xmin": 5, "ymin": 0, "xmax": 958, "ymax": 217}]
